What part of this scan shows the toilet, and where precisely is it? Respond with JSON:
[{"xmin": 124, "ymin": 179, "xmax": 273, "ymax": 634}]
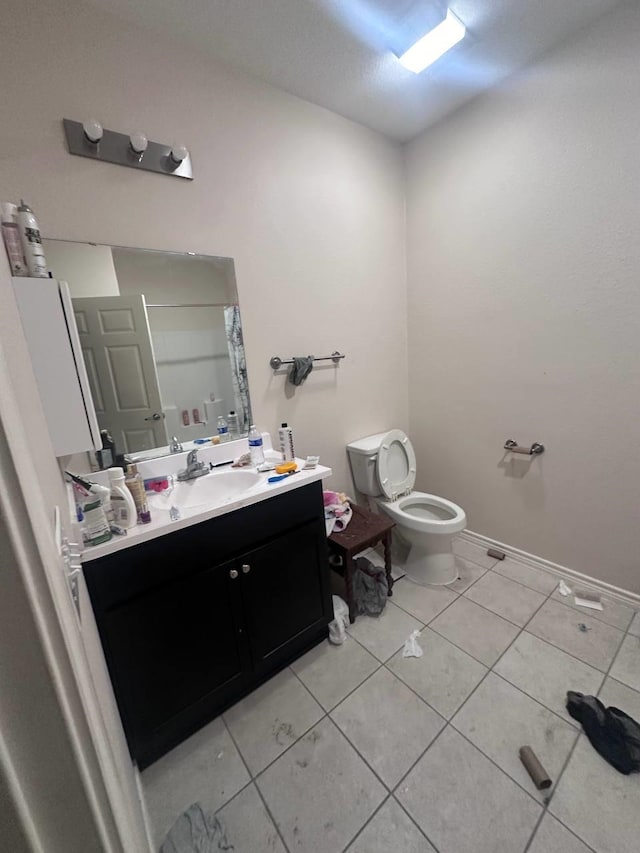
[{"xmin": 347, "ymin": 430, "xmax": 466, "ymax": 585}]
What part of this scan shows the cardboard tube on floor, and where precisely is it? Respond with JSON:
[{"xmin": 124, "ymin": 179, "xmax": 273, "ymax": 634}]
[{"xmin": 519, "ymin": 746, "xmax": 552, "ymax": 790}]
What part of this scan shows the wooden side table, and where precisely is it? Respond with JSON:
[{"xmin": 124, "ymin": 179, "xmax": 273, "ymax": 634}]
[{"xmin": 327, "ymin": 503, "xmax": 394, "ymax": 623}]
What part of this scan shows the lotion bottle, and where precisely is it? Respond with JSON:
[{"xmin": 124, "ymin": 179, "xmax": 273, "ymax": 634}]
[
  {"xmin": 278, "ymin": 423, "xmax": 295, "ymax": 461},
  {"xmin": 125, "ymin": 464, "xmax": 152, "ymax": 524},
  {"xmin": 16, "ymin": 200, "xmax": 48, "ymax": 278},
  {"xmin": 1, "ymin": 203, "xmax": 27, "ymax": 276},
  {"xmin": 108, "ymin": 467, "xmax": 137, "ymax": 528}
]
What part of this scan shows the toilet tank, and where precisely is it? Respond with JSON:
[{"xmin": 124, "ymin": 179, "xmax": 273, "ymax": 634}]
[{"xmin": 346, "ymin": 432, "xmax": 388, "ymax": 497}]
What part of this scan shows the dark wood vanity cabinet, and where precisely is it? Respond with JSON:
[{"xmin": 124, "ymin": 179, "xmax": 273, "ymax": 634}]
[{"xmin": 83, "ymin": 482, "xmax": 331, "ymax": 769}]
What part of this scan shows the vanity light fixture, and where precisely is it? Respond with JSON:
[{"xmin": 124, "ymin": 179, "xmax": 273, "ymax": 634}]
[
  {"xmin": 82, "ymin": 118, "xmax": 103, "ymax": 144},
  {"xmin": 399, "ymin": 9, "xmax": 466, "ymax": 73},
  {"xmin": 129, "ymin": 131, "xmax": 149, "ymax": 156},
  {"xmin": 63, "ymin": 119, "xmax": 193, "ymax": 179}
]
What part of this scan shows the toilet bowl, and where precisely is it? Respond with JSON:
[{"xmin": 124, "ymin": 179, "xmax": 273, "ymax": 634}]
[{"xmin": 347, "ymin": 430, "xmax": 466, "ymax": 585}]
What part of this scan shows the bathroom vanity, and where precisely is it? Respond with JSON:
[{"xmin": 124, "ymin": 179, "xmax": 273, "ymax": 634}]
[{"xmin": 83, "ymin": 476, "xmax": 331, "ymax": 769}]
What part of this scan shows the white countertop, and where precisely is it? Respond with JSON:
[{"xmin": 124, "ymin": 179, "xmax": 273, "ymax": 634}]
[{"xmin": 81, "ymin": 459, "xmax": 332, "ymax": 562}]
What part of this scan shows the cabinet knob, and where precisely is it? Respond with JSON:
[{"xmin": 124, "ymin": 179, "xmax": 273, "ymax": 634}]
[
  {"xmin": 229, "ymin": 569, "xmax": 238, "ymax": 579},
  {"xmin": 242, "ymin": 564, "xmax": 251, "ymax": 574}
]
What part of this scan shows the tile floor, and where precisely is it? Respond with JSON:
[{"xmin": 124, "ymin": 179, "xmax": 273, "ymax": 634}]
[{"xmin": 141, "ymin": 538, "xmax": 640, "ymax": 853}]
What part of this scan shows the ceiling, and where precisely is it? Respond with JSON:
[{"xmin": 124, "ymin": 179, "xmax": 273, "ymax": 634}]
[{"xmin": 90, "ymin": 0, "xmax": 622, "ymax": 142}]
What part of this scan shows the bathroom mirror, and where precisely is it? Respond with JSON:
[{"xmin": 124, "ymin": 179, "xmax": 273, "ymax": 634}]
[{"xmin": 43, "ymin": 239, "xmax": 252, "ymax": 457}]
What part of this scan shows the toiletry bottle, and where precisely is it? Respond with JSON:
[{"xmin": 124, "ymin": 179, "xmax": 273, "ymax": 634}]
[
  {"xmin": 108, "ymin": 467, "xmax": 137, "ymax": 528},
  {"xmin": 78, "ymin": 496, "xmax": 112, "ymax": 546},
  {"xmin": 278, "ymin": 423, "xmax": 295, "ymax": 461},
  {"xmin": 16, "ymin": 200, "xmax": 48, "ymax": 278},
  {"xmin": 125, "ymin": 463, "xmax": 151, "ymax": 524},
  {"xmin": 227, "ymin": 410, "xmax": 240, "ymax": 439},
  {"xmin": 248, "ymin": 424, "xmax": 265, "ymax": 466},
  {"xmin": 1, "ymin": 203, "xmax": 27, "ymax": 276},
  {"xmin": 97, "ymin": 429, "xmax": 116, "ymax": 469},
  {"xmin": 217, "ymin": 415, "xmax": 229, "ymax": 442}
]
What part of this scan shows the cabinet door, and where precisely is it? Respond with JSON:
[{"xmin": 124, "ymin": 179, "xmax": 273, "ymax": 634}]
[
  {"xmin": 103, "ymin": 559, "xmax": 250, "ymax": 767},
  {"xmin": 239, "ymin": 520, "xmax": 331, "ymax": 675}
]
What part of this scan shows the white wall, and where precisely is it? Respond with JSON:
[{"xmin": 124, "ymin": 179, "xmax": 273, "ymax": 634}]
[
  {"xmin": 45, "ymin": 241, "xmax": 120, "ymax": 297},
  {"xmin": 406, "ymin": 1, "xmax": 640, "ymax": 593},
  {"xmin": 0, "ymin": 0, "xmax": 407, "ymax": 490}
]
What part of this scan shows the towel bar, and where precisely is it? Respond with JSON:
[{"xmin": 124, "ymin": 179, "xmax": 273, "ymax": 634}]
[
  {"xmin": 504, "ymin": 439, "xmax": 545, "ymax": 455},
  {"xmin": 269, "ymin": 351, "xmax": 345, "ymax": 370}
]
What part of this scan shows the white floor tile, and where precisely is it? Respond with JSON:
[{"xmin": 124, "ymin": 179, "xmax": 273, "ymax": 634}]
[
  {"xmin": 331, "ymin": 668, "xmax": 444, "ymax": 788},
  {"xmin": 464, "ymin": 571, "xmax": 546, "ymax": 626},
  {"xmin": 452, "ymin": 538, "xmax": 498, "ymax": 569},
  {"xmin": 257, "ymin": 717, "xmax": 385, "ymax": 853},
  {"xmin": 609, "ymin": 633, "xmax": 640, "ymax": 692},
  {"xmin": 550, "ymin": 587, "xmax": 635, "ymax": 631},
  {"xmin": 397, "ymin": 727, "xmax": 541, "ymax": 853},
  {"xmin": 448, "ymin": 556, "xmax": 488, "ymax": 593},
  {"xmin": 550, "ymin": 735, "xmax": 640, "ymax": 853},
  {"xmin": 628, "ymin": 611, "xmax": 640, "ymax": 637},
  {"xmin": 527, "ymin": 598, "xmax": 624, "ymax": 672},
  {"xmin": 387, "ymin": 626, "xmax": 487, "ymax": 719},
  {"xmin": 494, "ymin": 632, "xmax": 604, "ymax": 725},
  {"xmin": 215, "ymin": 783, "xmax": 286, "ymax": 852},
  {"xmin": 290, "ymin": 637, "xmax": 379, "ymax": 711},
  {"xmin": 452, "ymin": 672, "xmax": 578, "ymax": 801},
  {"xmin": 348, "ymin": 600, "xmax": 423, "ymax": 662},
  {"xmin": 527, "ymin": 813, "xmax": 593, "ymax": 853},
  {"xmin": 390, "ymin": 577, "xmax": 457, "ymax": 624},
  {"xmin": 429, "ymin": 596, "xmax": 519, "ymax": 666},
  {"xmin": 141, "ymin": 717, "xmax": 250, "ymax": 849},
  {"xmin": 346, "ymin": 797, "xmax": 435, "ymax": 853},
  {"xmin": 493, "ymin": 556, "xmax": 558, "ymax": 595},
  {"xmin": 224, "ymin": 668, "xmax": 323, "ymax": 775}
]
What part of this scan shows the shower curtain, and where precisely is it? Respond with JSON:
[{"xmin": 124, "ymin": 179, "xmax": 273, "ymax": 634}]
[{"xmin": 224, "ymin": 305, "xmax": 252, "ymax": 433}]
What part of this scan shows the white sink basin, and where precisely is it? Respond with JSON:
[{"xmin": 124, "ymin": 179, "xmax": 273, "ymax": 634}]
[{"xmin": 148, "ymin": 470, "xmax": 261, "ymax": 512}]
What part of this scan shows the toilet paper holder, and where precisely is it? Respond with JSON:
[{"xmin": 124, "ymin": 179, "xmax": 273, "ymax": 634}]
[{"xmin": 504, "ymin": 439, "xmax": 545, "ymax": 456}]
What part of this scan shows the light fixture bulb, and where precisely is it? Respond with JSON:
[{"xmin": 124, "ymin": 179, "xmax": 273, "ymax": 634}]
[
  {"xmin": 169, "ymin": 143, "xmax": 189, "ymax": 164},
  {"xmin": 82, "ymin": 118, "xmax": 103, "ymax": 143},
  {"xmin": 129, "ymin": 131, "xmax": 148, "ymax": 154},
  {"xmin": 399, "ymin": 10, "xmax": 466, "ymax": 74}
]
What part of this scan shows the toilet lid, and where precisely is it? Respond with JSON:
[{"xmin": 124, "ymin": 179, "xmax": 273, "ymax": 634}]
[{"xmin": 376, "ymin": 430, "xmax": 416, "ymax": 500}]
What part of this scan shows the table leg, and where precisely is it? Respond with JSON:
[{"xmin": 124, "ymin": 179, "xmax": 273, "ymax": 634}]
[
  {"xmin": 383, "ymin": 532, "xmax": 393, "ymax": 597},
  {"xmin": 344, "ymin": 553, "xmax": 356, "ymax": 623}
]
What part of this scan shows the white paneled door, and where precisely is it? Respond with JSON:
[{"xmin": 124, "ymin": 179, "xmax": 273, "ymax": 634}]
[{"xmin": 73, "ymin": 294, "xmax": 166, "ymax": 452}]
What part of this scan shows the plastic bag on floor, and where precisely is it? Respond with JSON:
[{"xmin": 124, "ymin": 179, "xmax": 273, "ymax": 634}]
[
  {"xmin": 328, "ymin": 595, "xmax": 350, "ymax": 645},
  {"xmin": 160, "ymin": 803, "xmax": 232, "ymax": 853},
  {"xmin": 402, "ymin": 629, "xmax": 423, "ymax": 658},
  {"xmin": 566, "ymin": 691, "xmax": 640, "ymax": 774}
]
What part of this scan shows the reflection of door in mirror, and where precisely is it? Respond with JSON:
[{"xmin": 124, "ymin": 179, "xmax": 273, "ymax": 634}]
[
  {"xmin": 43, "ymin": 239, "xmax": 253, "ymax": 459},
  {"xmin": 73, "ymin": 294, "xmax": 167, "ymax": 453}
]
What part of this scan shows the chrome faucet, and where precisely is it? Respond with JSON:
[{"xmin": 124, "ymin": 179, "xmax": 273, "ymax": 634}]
[
  {"xmin": 169, "ymin": 435, "xmax": 183, "ymax": 453},
  {"xmin": 177, "ymin": 448, "xmax": 208, "ymax": 481}
]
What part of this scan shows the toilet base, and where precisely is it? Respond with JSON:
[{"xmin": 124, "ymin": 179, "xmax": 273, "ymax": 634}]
[{"xmin": 404, "ymin": 532, "xmax": 458, "ymax": 586}]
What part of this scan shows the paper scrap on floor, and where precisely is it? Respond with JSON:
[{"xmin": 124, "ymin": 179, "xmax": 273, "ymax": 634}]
[
  {"xmin": 558, "ymin": 580, "xmax": 572, "ymax": 596},
  {"xmin": 403, "ymin": 629, "xmax": 423, "ymax": 658},
  {"xmin": 574, "ymin": 592, "xmax": 604, "ymax": 611}
]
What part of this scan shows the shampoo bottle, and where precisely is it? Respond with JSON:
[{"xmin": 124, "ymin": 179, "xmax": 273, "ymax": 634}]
[
  {"xmin": 125, "ymin": 464, "xmax": 151, "ymax": 524},
  {"xmin": 1, "ymin": 203, "xmax": 27, "ymax": 276},
  {"xmin": 108, "ymin": 467, "xmax": 137, "ymax": 528},
  {"xmin": 16, "ymin": 200, "xmax": 48, "ymax": 278},
  {"xmin": 278, "ymin": 423, "xmax": 295, "ymax": 461}
]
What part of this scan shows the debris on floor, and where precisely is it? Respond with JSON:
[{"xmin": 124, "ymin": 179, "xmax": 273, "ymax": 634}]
[
  {"xmin": 160, "ymin": 803, "xmax": 232, "ymax": 853},
  {"xmin": 558, "ymin": 580, "xmax": 572, "ymax": 596},
  {"xmin": 353, "ymin": 556, "xmax": 388, "ymax": 616},
  {"xmin": 577, "ymin": 623, "xmax": 591, "ymax": 633},
  {"xmin": 574, "ymin": 591, "xmax": 603, "ymax": 611},
  {"xmin": 519, "ymin": 745, "xmax": 552, "ymax": 790},
  {"xmin": 402, "ymin": 629, "xmax": 423, "ymax": 658},
  {"xmin": 328, "ymin": 594, "xmax": 350, "ymax": 644},
  {"xmin": 566, "ymin": 691, "xmax": 640, "ymax": 775},
  {"xmin": 487, "ymin": 547, "xmax": 506, "ymax": 560}
]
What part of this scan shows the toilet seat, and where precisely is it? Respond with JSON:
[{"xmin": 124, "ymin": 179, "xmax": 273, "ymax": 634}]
[
  {"xmin": 376, "ymin": 429, "xmax": 416, "ymax": 500},
  {"xmin": 377, "ymin": 492, "xmax": 466, "ymax": 534}
]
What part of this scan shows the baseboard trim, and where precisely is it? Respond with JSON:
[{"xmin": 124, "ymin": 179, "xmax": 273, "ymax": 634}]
[{"xmin": 460, "ymin": 530, "xmax": 640, "ymax": 609}]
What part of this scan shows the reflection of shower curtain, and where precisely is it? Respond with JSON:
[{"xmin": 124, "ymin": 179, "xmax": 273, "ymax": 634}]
[{"xmin": 224, "ymin": 306, "xmax": 252, "ymax": 433}]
